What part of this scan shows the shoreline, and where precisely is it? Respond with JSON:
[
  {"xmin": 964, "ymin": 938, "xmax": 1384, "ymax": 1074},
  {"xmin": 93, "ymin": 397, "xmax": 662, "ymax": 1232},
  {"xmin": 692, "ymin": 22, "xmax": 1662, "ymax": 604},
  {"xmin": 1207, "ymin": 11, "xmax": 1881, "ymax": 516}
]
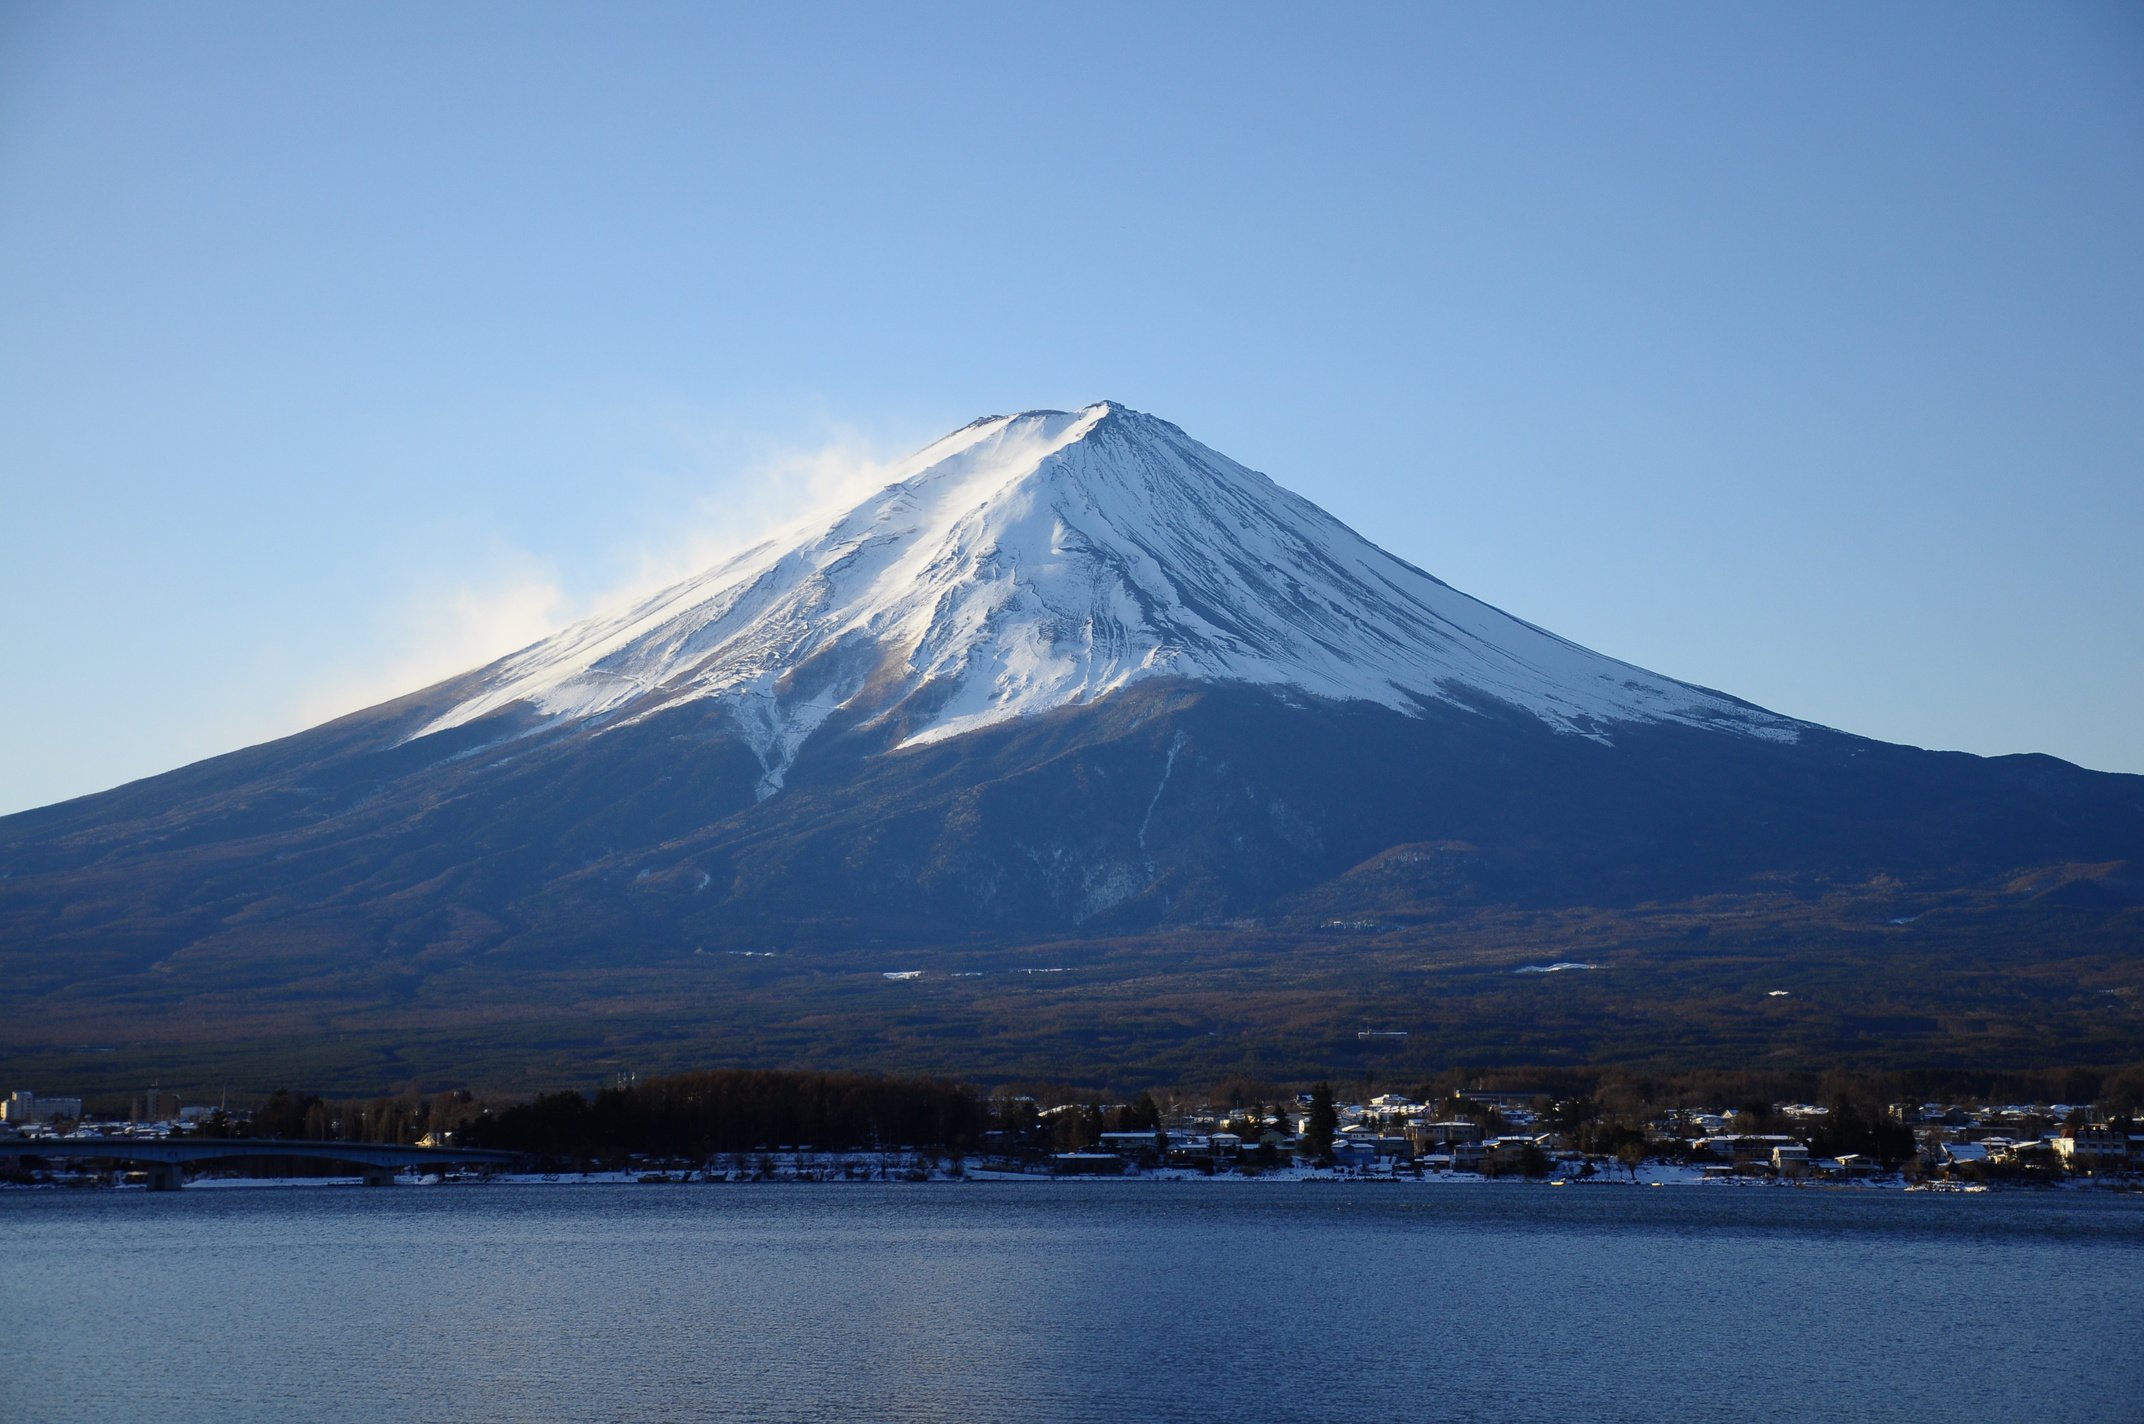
[{"xmin": 8, "ymin": 1161, "xmax": 2136, "ymax": 1194}]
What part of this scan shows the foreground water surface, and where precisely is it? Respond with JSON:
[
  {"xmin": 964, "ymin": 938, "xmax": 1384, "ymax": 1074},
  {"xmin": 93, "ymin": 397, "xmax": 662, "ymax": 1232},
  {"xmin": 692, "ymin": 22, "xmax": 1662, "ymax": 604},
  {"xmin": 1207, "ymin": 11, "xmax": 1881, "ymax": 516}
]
[{"xmin": 4, "ymin": 1181, "xmax": 2140, "ymax": 1423}]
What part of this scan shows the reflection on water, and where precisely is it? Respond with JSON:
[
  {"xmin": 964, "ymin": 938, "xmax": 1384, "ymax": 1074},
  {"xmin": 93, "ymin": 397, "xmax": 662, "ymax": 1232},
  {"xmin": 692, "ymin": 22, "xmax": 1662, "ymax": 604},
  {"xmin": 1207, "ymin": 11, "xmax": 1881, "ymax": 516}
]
[{"xmin": 3, "ymin": 1183, "xmax": 2140, "ymax": 1423}]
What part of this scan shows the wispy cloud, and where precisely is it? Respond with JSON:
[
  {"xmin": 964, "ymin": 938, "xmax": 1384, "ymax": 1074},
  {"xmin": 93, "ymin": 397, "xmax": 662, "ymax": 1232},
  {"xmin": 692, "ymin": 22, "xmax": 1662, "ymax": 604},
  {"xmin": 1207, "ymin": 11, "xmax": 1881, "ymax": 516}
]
[
  {"xmin": 283, "ymin": 549, "xmax": 576, "ymax": 728},
  {"xmin": 275, "ymin": 428, "xmax": 909, "ymax": 732},
  {"xmin": 609, "ymin": 424, "xmax": 905, "ymax": 598}
]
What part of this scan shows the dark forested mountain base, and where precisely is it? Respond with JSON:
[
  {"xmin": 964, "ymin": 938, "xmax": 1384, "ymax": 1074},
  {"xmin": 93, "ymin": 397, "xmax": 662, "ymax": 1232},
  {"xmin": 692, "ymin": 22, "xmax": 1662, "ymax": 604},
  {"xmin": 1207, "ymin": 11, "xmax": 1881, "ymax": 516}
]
[
  {"xmin": 3, "ymin": 681, "xmax": 2140, "ymax": 1096},
  {"xmin": 5, "ymin": 874, "xmax": 2140, "ymax": 1096}
]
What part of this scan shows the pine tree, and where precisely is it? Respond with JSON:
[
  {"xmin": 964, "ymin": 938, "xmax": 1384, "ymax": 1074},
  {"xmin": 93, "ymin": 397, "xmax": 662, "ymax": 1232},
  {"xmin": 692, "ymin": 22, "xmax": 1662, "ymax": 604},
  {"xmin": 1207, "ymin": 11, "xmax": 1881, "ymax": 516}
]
[{"xmin": 1305, "ymin": 1083, "xmax": 1339, "ymax": 1163}]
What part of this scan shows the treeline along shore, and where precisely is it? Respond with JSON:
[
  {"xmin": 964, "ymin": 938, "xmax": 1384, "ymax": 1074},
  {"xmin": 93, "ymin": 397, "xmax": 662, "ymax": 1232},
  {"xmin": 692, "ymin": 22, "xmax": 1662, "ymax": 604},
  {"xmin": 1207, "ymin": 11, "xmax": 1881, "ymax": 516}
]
[
  {"xmin": 18, "ymin": 1060, "xmax": 2131, "ymax": 1185},
  {"xmin": 468, "ymin": 1070, "xmax": 982, "ymax": 1161}
]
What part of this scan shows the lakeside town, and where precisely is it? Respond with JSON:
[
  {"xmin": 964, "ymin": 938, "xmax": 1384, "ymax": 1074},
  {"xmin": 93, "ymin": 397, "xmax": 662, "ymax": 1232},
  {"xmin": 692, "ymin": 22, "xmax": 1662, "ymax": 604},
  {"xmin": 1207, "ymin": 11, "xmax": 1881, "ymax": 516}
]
[{"xmin": 5, "ymin": 1081, "xmax": 2141, "ymax": 1192}]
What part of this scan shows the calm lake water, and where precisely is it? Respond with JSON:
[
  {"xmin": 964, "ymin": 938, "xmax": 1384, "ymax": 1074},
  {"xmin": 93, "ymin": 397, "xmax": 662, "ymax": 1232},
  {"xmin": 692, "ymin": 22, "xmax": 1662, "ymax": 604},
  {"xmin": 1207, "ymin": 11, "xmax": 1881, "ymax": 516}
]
[{"xmin": 4, "ymin": 1182, "xmax": 2141, "ymax": 1423}]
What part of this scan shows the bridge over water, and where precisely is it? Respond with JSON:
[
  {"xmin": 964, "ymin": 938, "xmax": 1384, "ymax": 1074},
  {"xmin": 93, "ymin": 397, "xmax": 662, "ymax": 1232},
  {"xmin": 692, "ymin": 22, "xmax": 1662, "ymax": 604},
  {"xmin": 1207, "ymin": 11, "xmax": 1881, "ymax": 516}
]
[{"xmin": 1, "ymin": 1137, "xmax": 522, "ymax": 1189}]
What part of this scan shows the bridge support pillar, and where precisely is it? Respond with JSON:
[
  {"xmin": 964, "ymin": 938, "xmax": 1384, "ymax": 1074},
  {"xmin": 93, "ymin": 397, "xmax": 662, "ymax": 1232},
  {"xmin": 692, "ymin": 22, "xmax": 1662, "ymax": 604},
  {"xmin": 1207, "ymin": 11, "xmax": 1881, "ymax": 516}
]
[
  {"xmin": 361, "ymin": 1165, "xmax": 396, "ymax": 1187},
  {"xmin": 147, "ymin": 1162, "xmax": 184, "ymax": 1192}
]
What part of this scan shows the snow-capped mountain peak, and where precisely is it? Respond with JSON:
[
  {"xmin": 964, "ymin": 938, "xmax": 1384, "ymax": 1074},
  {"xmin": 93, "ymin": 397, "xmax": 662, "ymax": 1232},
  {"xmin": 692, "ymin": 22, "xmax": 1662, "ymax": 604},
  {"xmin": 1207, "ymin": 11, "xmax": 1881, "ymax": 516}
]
[{"xmin": 418, "ymin": 402, "xmax": 1799, "ymax": 796}]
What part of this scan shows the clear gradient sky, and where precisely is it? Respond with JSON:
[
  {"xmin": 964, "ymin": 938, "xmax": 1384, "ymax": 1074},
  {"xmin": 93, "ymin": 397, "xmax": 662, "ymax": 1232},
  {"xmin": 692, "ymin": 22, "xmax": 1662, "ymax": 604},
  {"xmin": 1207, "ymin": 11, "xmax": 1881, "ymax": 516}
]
[{"xmin": 2, "ymin": 3, "xmax": 2140, "ymax": 814}]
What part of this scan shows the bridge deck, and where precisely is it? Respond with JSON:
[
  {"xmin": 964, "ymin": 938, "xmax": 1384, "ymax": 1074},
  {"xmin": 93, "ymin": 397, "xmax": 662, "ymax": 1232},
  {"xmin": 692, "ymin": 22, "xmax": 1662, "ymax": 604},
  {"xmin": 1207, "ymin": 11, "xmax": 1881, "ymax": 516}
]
[{"xmin": 1, "ymin": 1137, "xmax": 521, "ymax": 1179}]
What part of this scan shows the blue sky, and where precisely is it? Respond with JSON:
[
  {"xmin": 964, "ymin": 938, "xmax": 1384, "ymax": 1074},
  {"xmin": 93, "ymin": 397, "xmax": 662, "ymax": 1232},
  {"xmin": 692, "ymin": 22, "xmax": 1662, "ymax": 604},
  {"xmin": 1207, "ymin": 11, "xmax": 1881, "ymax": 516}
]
[{"xmin": 2, "ymin": 2, "xmax": 2140, "ymax": 813}]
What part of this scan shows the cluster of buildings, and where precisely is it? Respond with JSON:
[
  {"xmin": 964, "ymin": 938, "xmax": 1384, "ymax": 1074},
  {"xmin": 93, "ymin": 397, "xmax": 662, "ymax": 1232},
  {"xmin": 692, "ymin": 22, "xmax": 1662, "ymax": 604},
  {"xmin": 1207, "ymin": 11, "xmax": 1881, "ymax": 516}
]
[
  {"xmin": 1, "ymin": 1091, "xmax": 83, "ymax": 1126},
  {"xmin": 1038, "ymin": 1091, "xmax": 1575, "ymax": 1177},
  {"xmin": 1, "ymin": 1088, "xmax": 218, "ymax": 1139},
  {"xmin": 1038, "ymin": 1091, "xmax": 2144, "ymax": 1185},
  {"xmin": 1891, "ymin": 1101, "xmax": 2144, "ymax": 1179}
]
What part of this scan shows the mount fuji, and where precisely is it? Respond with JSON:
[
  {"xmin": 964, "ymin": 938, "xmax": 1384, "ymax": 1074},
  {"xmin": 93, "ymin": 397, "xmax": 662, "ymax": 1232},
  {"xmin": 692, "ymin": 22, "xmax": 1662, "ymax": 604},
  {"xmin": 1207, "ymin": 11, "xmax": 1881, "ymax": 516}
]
[
  {"xmin": 3, "ymin": 403, "xmax": 2139, "ymax": 1089},
  {"xmin": 421, "ymin": 402, "xmax": 1798, "ymax": 798}
]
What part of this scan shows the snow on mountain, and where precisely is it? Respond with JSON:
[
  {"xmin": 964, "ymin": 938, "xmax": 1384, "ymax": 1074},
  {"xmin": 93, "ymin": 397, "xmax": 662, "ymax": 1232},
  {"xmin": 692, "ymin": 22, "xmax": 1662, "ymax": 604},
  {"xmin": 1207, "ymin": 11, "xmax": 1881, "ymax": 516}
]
[{"xmin": 419, "ymin": 402, "xmax": 1802, "ymax": 796}]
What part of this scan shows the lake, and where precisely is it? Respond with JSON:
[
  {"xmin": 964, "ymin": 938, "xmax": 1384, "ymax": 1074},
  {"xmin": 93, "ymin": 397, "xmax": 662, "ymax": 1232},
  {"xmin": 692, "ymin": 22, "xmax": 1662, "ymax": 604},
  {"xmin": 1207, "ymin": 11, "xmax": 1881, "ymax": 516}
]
[{"xmin": 3, "ymin": 1182, "xmax": 2140, "ymax": 1422}]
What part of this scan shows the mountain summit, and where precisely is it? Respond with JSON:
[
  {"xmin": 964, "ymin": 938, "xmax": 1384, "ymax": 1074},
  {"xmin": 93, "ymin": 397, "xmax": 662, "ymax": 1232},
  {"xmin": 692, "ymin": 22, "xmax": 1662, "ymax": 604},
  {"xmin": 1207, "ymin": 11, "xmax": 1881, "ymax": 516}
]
[{"xmin": 425, "ymin": 402, "xmax": 1797, "ymax": 796}]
